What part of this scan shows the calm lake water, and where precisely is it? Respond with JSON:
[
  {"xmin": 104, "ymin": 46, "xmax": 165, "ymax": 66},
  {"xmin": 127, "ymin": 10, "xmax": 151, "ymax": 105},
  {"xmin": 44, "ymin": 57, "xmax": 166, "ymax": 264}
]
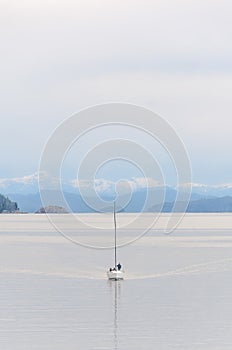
[{"xmin": 1, "ymin": 213, "xmax": 232, "ymax": 349}]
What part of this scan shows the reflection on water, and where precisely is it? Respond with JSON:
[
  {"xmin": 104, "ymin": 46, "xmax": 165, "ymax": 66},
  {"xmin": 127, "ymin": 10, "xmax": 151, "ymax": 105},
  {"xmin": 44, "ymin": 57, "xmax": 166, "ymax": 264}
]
[{"xmin": 108, "ymin": 280, "xmax": 122, "ymax": 350}]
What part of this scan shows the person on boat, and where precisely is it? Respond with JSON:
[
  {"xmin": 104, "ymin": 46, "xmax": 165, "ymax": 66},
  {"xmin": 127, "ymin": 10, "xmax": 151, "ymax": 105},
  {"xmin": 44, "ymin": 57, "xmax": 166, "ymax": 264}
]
[
  {"xmin": 117, "ymin": 263, "xmax": 122, "ymax": 271},
  {"xmin": 109, "ymin": 267, "xmax": 116, "ymax": 271}
]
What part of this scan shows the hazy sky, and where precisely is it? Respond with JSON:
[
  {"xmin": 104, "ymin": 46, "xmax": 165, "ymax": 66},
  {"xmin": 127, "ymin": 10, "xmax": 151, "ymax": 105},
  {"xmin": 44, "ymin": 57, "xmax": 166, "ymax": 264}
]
[{"xmin": 0, "ymin": 0, "xmax": 232, "ymax": 185}]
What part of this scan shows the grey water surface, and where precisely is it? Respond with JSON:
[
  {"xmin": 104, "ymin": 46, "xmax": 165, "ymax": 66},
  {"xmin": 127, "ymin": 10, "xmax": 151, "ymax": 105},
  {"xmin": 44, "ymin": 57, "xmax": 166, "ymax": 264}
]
[{"xmin": 1, "ymin": 214, "xmax": 232, "ymax": 349}]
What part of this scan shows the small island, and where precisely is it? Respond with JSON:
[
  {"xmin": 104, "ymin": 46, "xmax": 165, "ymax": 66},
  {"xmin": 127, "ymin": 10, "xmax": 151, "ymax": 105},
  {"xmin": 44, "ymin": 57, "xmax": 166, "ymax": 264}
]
[{"xmin": 35, "ymin": 205, "xmax": 68, "ymax": 214}]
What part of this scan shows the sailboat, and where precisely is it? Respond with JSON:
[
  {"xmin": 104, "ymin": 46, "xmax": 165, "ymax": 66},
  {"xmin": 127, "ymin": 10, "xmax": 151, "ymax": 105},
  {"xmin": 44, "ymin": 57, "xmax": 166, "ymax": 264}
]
[{"xmin": 107, "ymin": 202, "xmax": 125, "ymax": 280}]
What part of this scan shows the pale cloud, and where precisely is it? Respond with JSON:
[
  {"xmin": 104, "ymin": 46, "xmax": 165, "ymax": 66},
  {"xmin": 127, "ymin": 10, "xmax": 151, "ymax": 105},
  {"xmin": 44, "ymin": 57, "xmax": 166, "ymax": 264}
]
[
  {"xmin": 0, "ymin": 173, "xmax": 39, "ymax": 187},
  {"xmin": 0, "ymin": 0, "xmax": 231, "ymax": 184}
]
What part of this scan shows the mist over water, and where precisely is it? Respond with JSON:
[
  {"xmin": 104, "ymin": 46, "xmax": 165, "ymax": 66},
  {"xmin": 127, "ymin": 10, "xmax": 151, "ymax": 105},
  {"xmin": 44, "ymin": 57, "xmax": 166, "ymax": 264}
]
[{"xmin": 1, "ymin": 214, "xmax": 232, "ymax": 349}]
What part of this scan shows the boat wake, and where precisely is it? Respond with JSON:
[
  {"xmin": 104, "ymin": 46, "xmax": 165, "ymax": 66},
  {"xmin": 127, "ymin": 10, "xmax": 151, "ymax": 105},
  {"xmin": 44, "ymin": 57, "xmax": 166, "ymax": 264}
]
[
  {"xmin": 128, "ymin": 257, "xmax": 232, "ymax": 280},
  {"xmin": 1, "ymin": 257, "xmax": 232, "ymax": 280}
]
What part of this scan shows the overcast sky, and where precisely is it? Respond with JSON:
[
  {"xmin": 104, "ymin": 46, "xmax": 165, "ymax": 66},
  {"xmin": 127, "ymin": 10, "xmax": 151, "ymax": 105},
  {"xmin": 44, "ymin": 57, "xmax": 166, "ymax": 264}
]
[{"xmin": 0, "ymin": 0, "xmax": 232, "ymax": 185}]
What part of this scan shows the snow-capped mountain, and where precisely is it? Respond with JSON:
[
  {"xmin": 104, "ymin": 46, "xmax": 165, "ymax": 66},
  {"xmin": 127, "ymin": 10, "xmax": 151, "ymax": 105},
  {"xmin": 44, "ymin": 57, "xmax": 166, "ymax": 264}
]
[
  {"xmin": 2, "ymin": 173, "xmax": 232, "ymax": 198},
  {"xmin": 2, "ymin": 173, "xmax": 232, "ymax": 213},
  {"xmin": 178, "ymin": 182, "xmax": 232, "ymax": 198}
]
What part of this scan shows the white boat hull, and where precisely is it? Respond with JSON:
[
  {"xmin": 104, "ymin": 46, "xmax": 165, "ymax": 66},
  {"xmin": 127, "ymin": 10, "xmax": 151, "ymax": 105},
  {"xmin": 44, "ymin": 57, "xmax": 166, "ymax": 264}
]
[{"xmin": 107, "ymin": 270, "xmax": 124, "ymax": 280}]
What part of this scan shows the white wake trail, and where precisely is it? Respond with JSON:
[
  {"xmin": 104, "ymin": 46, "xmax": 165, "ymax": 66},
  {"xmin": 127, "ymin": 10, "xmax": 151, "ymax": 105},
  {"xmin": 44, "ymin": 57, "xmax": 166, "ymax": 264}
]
[{"xmin": 128, "ymin": 257, "xmax": 232, "ymax": 280}]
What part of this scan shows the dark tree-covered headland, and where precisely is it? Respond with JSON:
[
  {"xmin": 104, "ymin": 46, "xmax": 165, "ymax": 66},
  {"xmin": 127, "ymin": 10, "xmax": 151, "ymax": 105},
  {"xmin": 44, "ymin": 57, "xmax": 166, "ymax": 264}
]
[{"xmin": 0, "ymin": 194, "xmax": 18, "ymax": 213}]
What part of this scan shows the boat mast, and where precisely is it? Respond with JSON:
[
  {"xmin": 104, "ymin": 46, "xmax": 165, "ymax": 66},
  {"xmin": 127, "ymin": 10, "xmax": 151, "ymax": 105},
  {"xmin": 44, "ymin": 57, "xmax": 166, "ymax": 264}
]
[{"xmin": 114, "ymin": 201, "xmax": 117, "ymax": 268}]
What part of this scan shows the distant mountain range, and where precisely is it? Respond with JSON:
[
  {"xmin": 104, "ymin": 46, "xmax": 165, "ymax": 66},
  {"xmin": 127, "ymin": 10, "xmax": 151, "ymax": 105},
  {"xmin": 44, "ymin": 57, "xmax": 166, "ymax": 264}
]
[
  {"xmin": 150, "ymin": 196, "xmax": 232, "ymax": 213},
  {"xmin": 2, "ymin": 173, "xmax": 232, "ymax": 213},
  {"xmin": 6, "ymin": 189, "xmax": 232, "ymax": 213}
]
